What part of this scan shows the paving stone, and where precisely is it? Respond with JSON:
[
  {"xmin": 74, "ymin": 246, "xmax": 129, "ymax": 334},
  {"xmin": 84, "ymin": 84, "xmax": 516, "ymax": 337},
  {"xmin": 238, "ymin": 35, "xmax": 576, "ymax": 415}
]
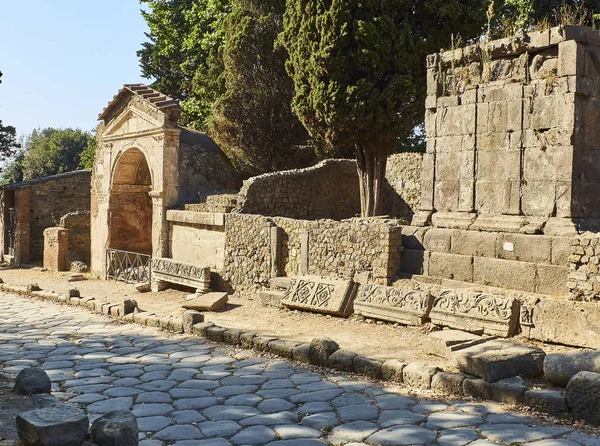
[
  {"xmin": 153, "ymin": 424, "xmax": 202, "ymax": 441},
  {"xmin": 88, "ymin": 397, "xmax": 133, "ymax": 413},
  {"xmin": 198, "ymin": 420, "xmax": 241, "ymax": 437},
  {"xmin": 231, "ymin": 425, "xmax": 276, "ymax": 445},
  {"xmin": 273, "ymin": 425, "xmax": 322, "ymax": 440},
  {"xmin": 173, "ymin": 397, "xmax": 219, "ymax": 410},
  {"xmin": 289, "ymin": 389, "xmax": 343, "ymax": 403},
  {"xmin": 104, "ymin": 387, "xmax": 143, "ymax": 397},
  {"xmin": 527, "ymin": 441, "xmax": 580, "ymax": 446},
  {"xmin": 16, "ymin": 404, "xmax": 88, "ymax": 446},
  {"xmin": 338, "ymin": 403, "xmax": 379, "ymax": 421},
  {"xmin": 132, "ymin": 403, "xmax": 174, "ymax": 417},
  {"xmin": 137, "ymin": 391, "xmax": 172, "ymax": 403},
  {"xmin": 437, "ymin": 427, "xmax": 480, "ymax": 446},
  {"xmin": 203, "ymin": 405, "xmax": 261, "ymax": 420},
  {"xmin": 215, "ymin": 385, "xmax": 258, "ymax": 397},
  {"xmin": 377, "ymin": 409, "xmax": 425, "ymax": 427},
  {"xmin": 136, "ymin": 415, "xmax": 173, "ymax": 432},
  {"xmin": 297, "ymin": 402, "xmax": 332, "ymax": 414},
  {"xmin": 69, "ymin": 393, "xmax": 107, "ymax": 403},
  {"xmin": 225, "ymin": 394, "xmax": 263, "ymax": 406},
  {"xmin": 222, "ymin": 375, "xmax": 267, "ymax": 386},
  {"xmin": 411, "ymin": 400, "xmax": 448, "ymax": 414},
  {"xmin": 173, "ymin": 440, "xmax": 231, "ymax": 446},
  {"xmin": 136, "ymin": 380, "xmax": 178, "ymax": 392},
  {"xmin": 568, "ymin": 431, "xmax": 600, "ymax": 446},
  {"xmin": 486, "ymin": 413, "xmax": 536, "ymax": 424},
  {"xmin": 364, "ymin": 425, "xmax": 437, "ymax": 445},
  {"xmin": 327, "ymin": 421, "xmax": 379, "ymax": 444},
  {"xmin": 301, "ymin": 412, "xmax": 339, "ymax": 430},
  {"xmin": 331, "ymin": 392, "xmax": 372, "ymax": 407},
  {"xmin": 170, "ymin": 388, "xmax": 213, "ymax": 399},
  {"xmin": 258, "ymin": 398, "xmax": 296, "ymax": 413},
  {"xmin": 424, "ymin": 411, "xmax": 484, "ymax": 430},
  {"xmin": 172, "ymin": 410, "xmax": 206, "ymax": 424},
  {"xmin": 374, "ymin": 394, "xmax": 415, "ymax": 410},
  {"xmin": 479, "ymin": 424, "xmax": 572, "ymax": 443},
  {"xmin": 266, "ymin": 440, "xmax": 327, "ymax": 446},
  {"xmin": 240, "ymin": 411, "xmax": 298, "ymax": 426}
]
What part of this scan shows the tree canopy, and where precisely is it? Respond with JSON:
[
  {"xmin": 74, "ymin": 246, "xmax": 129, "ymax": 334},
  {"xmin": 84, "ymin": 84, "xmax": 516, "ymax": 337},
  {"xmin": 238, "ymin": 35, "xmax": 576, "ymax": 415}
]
[
  {"xmin": 138, "ymin": 0, "xmax": 232, "ymax": 129},
  {"xmin": 210, "ymin": 0, "xmax": 315, "ymax": 176},
  {"xmin": 0, "ymin": 71, "xmax": 20, "ymax": 167},
  {"xmin": 279, "ymin": 0, "xmax": 487, "ymax": 215},
  {"xmin": 2, "ymin": 128, "xmax": 94, "ymax": 184}
]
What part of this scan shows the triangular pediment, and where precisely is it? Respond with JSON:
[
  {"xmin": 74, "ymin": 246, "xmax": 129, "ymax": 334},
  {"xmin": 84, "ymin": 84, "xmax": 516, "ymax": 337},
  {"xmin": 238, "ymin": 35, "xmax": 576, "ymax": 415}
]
[{"xmin": 103, "ymin": 107, "xmax": 162, "ymax": 137}]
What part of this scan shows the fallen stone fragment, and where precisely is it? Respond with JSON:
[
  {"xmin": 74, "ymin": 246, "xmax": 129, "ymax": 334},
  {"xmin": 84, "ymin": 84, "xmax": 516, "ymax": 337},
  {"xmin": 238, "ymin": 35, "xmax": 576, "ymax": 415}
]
[
  {"xmin": 544, "ymin": 351, "xmax": 600, "ymax": 387},
  {"xmin": 309, "ymin": 338, "xmax": 339, "ymax": 367},
  {"xmin": 16, "ymin": 405, "xmax": 88, "ymax": 446},
  {"xmin": 281, "ymin": 275, "xmax": 356, "ymax": 317},
  {"xmin": 90, "ymin": 410, "xmax": 139, "ymax": 446},
  {"xmin": 135, "ymin": 282, "xmax": 151, "ymax": 293},
  {"xmin": 120, "ymin": 299, "xmax": 137, "ymax": 316},
  {"xmin": 429, "ymin": 329, "xmax": 494, "ymax": 352},
  {"xmin": 566, "ymin": 371, "xmax": 600, "ymax": 425},
  {"xmin": 67, "ymin": 288, "xmax": 80, "ymax": 298},
  {"xmin": 452, "ymin": 339, "xmax": 545, "ymax": 382},
  {"xmin": 14, "ymin": 368, "xmax": 51, "ymax": 395},
  {"xmin": 183, "ymin": 292, "xmax": 228, "ymax": 311},
  {"xmin": 68, "ymin": 273, "xmax": 85, "ymax": 282}
]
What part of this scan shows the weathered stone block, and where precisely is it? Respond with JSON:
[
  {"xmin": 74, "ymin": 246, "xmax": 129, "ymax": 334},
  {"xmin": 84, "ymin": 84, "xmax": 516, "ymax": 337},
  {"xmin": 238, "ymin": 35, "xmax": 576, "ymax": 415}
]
[
  {"xmin": 567, "ymin": 371, "xmax": 600, "ymax": 425},
  {"xmin": 473, "ymin": 257, "xmax": 537, "ymax": 292},
  {"xmin": 536, "ymin": 264, "xmax": 569, "ymax": 296},
  {"xmin": 403, "ymin": 363, "xmax": 439, "ymax": 389},
  {"xmin": 253, "ymin": 335, "xmax": 278, "ymax": 351},
  {"xmin": 527, "ymin": 297, "xmax": 600, "ymax": 348},
  {"xmin": 14, "ymin": 368, "xmax": 51, "ymax": 395},
  {"xmin": 449, "ymin": 229, "xmax": 496, "ymax": 257},
  {"xmin": 431, "ymin": 372, "xmax": 466, "ymax": 396},
  {"xmin": 552, "ymin": 236, "xmax": 573, "ymax": 265},
  {"xmin": 525, "ymin": 389, "xmax": 569, "ymax": 415},
  {"xmin": 222, "ymin": 329, "xmax": 243, "ymax": 346},
  {"xmin": 328, "ymin": 349, "xmax": 357, "ymax": 372},
  {"xmin": 16, "ymin": 405, "xmax": 88, "ymax": 446},
  {"xmin": 183, "ymin": 292, "xmax": 228, "ymax": 311},
  {"xmin": 429, "ymin": 252, "xmax": 473, "ymax": 282},
  {"xmin": 353, "ymin": 284, "xmax": 433, "ymax": 326},
  {"xmin": 90, "ymin": 410, "xmax": 138, "ymax": 446},
  {"xmin": 205, "ymin": 326, "xmax": 226, "ymax": 342},
  {"xmin": 191, "ymin": 322, "xmax": 214, "ymax": 337},
  {"xmin": 151, "ymin": 258, "xmax": 210, "ymax": 294},
  {"xmin": 544, "ymin": 351, "xmax": 600, "ymax": 387},
  {"xmin": 239, "ymin": 332, "xmax": 256, "ymax": 349},
  {"xmin": 381, "ymin": 360, "xmax": 406, "ymax": 383},
  {"xmin": 430, "ymin": 290, "xmax": 518, "ymax": 337},
  {"xmin": 401, "ymin": 249, "xmax": 429, "ymax": 275},
  {"xmin": 182, "ymin": 310, "xmax": 204, "ymax": 333},
  {"xmin": 281, "ymin": 276, "xmax": 356, "ymax": 317},
  {"xmin": 292, "ymin": 344, "xmax": 311, "ymax": 363},
  {"xmin": 423, "ymin": 228, "xmax": 452, "ymax": 252},
  {"xmin": 268, "ymin": 340, "xmax": 297, "ymax": 359},
  {"xmin": 463, "ymin": 378, "xmax": 491, "ymax": 400},
  {"xmin": 259, "ymin": 290, "xmax": 284, "ymax": 308},
  {"xmin": 308, "ymin": 338, "xmax": 339, "ymax": 367},
  {"xmin": 120, "ymin": 299, "xmax": 137, "ymax": 316},
  {"xmin": 452, "ymin": 339, "xmax": 545, "ymax": 382},
  {"xmin": 558, "ymin": 39, "xmax": 586, "ymax": 77},
  {"xmin": 496, "ymin": 233, "xmax": 551, "ymax": 264},
  {"xmin": 353, "ymin": 356, "xmax": 383, "ymax": 379},
  {"xmin": 490, "ymin": 376, "xmax": 528, "ymax": 405},
  {"xmin": 470, "ymin": 215, "xmax": 526, "ymax": 233}
]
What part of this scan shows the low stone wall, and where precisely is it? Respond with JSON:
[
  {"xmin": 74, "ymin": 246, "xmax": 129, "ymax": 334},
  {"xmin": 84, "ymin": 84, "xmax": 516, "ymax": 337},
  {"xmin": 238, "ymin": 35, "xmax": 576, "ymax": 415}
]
[
  {"xmin": 235, "ymin": 155, "xmax": 423, "ymax": 221},
  {"xmin": 401, "ymin": 225, "xmax": 571, "ymax": 296},
  {"xmin": 567, "ymin": 232, "xmax": 600, "ymax": 301},
  {"xmin": 60, "ymin": 211, "xmax": 90, "ymax": 265},
  {"xmin": 223, "ymin": 213, "xmax": 403, "ymax": 296}
]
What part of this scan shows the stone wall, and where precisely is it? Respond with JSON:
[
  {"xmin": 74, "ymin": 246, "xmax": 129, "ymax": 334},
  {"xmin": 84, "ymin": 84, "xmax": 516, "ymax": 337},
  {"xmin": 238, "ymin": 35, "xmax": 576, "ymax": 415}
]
[
  {"xmin": 223, "ymin": 213, "xmax": 403, "ymax": 296},
  {"xmin": 236, "ymin": 155, "xmax": 423, "ymax": 221},
  {"xmin": 567, "ymin": 232, "xmax": 600, "ymax": 301},
  {"xmin": 401, "ymin": 225, "xmax": 571, "ymax": 297},
  {"xmin": 421, "ymin": 26, "xmax": 600, "ymax": 220},
  {"xmin": 60, "ymin": 211, "xmax": 91, "ymax": 265}
]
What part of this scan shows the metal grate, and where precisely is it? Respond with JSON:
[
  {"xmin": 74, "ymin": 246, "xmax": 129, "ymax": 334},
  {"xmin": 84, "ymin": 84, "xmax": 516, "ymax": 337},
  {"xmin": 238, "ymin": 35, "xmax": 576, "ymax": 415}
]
[{"xmin": 106, "ymin": 248, "xmax": 151, "ymax": 284}]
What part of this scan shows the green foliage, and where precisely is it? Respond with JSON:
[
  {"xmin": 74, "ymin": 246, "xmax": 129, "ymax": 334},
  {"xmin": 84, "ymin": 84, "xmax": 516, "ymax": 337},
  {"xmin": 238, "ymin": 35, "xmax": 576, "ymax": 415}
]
[
  {"xmin": 279, "ymin": 0, "xmax": 485, "ymax": 154},
  {"xmin": 78, "ymin": 133, "xmax": 96, "ymax": 170},
  {"xmin": 211, "ymin": 0, "xmax": 315, "ymax": 175},
  {"xmin": 2, "ymin": 128, "xmax": 94, "ymax": 184},
  {"xmin": 0, "ymin": 71, "xmax": 20, "ymax": 166},
  {"xmin": 138, "ymin": 0, "xmax": 232, "ymax": 129}
]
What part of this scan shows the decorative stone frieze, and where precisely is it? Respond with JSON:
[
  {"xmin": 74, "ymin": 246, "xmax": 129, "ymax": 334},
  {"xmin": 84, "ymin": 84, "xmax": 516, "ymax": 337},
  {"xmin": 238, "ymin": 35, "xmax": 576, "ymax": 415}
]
[
  {"xmin": 354, "ymin": 284, "xmax": 433, "ymax": 326},
  {"xmin": 151, "ymin": 257, "xmax": 210, "ymax": 294},
  {"xmin": 281, "ymin": 275, "xmax": 356, "ymax": 317}
]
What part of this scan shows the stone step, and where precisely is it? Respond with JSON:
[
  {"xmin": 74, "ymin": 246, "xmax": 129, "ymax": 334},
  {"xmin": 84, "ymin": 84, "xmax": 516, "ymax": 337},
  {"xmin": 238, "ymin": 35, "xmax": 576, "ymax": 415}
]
[
  {"xmin": 269, "ymin": 277, "xmax": 291, "ymax": 291},
  {"xmin": 260, "ymin": 290, "xmax": 285, "ymax": 308}
]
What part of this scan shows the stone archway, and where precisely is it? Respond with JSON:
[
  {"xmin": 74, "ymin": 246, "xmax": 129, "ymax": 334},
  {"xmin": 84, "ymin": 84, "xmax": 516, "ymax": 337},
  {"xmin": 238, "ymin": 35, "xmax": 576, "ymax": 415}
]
[{"xmin": 108, "ymin": 148, "xmax": 153, "ymax": 255}]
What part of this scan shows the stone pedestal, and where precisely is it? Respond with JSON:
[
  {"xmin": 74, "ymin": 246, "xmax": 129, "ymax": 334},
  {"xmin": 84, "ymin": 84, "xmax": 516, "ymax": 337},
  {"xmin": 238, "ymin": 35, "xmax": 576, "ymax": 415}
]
[{"xmin": 43, "ymin": 227, "xmax": 69, "ymax": 272}]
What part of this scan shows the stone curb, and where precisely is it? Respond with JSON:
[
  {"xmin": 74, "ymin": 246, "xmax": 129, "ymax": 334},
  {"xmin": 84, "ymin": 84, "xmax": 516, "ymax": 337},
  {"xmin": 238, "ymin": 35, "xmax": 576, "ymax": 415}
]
[{"xmin": 2, "ymin": 281, "xmax": 570, "ymax": 420}]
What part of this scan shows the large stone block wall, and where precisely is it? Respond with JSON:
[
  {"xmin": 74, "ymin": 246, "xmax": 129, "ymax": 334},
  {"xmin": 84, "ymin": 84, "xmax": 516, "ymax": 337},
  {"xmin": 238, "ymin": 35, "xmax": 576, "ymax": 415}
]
[
  {"xmin": 60, "ymin": 211, "xmax": 91, "ymax": 265},
  {"xmin": 401, "ymin": 225, "xmax": 571, "ymax": 296},
  {"xmin": 235, "ymin": 154, "xmax": 423, "ymax": 221},
  {"xmin": 422, "ymin": 26, "xmax": 600, "ymax": 219},
  {"xmin": 223, "ymin": 213, "xmax": 403, "ymax": 296}
]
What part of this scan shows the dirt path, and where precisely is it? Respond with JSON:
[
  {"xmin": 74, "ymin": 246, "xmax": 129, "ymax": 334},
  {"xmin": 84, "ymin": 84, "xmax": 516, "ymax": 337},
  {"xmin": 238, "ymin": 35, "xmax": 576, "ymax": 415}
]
[{"xmin": 0, "ymin": 266, "xmax": 576, "ymax": 371}]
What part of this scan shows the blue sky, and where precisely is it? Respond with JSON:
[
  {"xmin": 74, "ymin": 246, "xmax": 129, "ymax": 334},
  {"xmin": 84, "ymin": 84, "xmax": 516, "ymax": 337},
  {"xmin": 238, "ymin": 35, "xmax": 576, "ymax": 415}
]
[{"xmin": 0, "ymin": 1, "xmax": 150, "ymax": 139}]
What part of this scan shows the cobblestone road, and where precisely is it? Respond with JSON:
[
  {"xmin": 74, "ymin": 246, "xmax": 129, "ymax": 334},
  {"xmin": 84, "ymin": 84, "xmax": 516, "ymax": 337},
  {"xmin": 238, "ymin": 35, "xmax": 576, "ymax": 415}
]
[{"xmin": 0, "ymin": 293, "xmax": 597, "ymax": 446}]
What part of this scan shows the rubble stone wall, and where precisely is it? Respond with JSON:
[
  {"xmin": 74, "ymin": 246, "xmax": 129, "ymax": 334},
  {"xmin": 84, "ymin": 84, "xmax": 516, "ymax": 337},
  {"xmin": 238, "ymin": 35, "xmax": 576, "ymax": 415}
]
[
  {"xmin": 223, "ymin": 213, "xmax": 403, "ymax": 296},
  {"xmin": 236, "ymin": 154, "xmax": 423, "ymax": 221},
  {"xmin": 567, "ymin": 232, "xmax": 600, "ymax": 301},
  {"xmin": 60, "ymin": 211, "xmax": 91, "ymax": 265}
]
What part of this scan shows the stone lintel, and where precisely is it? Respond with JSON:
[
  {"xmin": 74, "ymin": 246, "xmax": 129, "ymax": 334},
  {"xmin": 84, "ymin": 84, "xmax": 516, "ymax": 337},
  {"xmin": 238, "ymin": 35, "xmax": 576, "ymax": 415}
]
[{"xmin": 166, "ymin": 210, "xmax": 225, "ymax": 227}]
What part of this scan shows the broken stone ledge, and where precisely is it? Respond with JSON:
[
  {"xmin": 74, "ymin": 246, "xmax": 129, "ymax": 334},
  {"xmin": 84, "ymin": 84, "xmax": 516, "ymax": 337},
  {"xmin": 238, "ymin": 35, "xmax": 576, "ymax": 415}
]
[{"xmin": 1, "ymin": 279, "xmax": 579, "ymax": 422}]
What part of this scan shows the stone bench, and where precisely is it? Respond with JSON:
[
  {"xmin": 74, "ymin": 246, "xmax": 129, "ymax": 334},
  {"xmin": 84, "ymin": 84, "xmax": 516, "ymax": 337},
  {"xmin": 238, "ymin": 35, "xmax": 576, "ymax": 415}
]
[{"xmin": 151, "ymin": 257, "xmax": 210, "ymax": 294}]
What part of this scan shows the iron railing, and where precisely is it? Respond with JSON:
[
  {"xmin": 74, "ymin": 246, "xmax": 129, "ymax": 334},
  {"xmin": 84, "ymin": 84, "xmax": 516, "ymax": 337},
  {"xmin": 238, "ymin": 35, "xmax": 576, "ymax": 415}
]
[
  {"xmin": 106, "ymin": 248, "xmax": 151, "ymax": 284},
  {"xmin": 7, "ymin": 208, "xmax": 15, "ymax": 257}
]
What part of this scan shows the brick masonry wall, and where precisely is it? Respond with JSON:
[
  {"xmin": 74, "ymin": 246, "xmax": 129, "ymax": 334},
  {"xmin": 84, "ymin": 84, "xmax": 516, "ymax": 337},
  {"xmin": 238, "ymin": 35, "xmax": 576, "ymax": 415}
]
[
  {"xmin": 236, "ymin": 155, "xmax": 423, "ymax": 221},
  {"xmin": 28, "ymin": 171, "xmax": 91, "ymax": 261},
  {"xmin": 567, "ymin": 232, "xmax": 600, "ymax": 300},
  {"xmin": 60, "ymin": 211, "xmax": 91, "ymax": 265},
  {"xmin": 223, "ymin": 213, "xmax": 403, "ymax": 296}
]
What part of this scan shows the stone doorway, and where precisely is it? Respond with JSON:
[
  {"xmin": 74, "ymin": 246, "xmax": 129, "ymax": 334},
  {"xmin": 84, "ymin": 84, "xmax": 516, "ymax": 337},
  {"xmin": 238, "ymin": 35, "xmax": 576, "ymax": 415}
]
[{"xmin": 108, "ymin": 148, "xmax": 153, "ymax": 255}]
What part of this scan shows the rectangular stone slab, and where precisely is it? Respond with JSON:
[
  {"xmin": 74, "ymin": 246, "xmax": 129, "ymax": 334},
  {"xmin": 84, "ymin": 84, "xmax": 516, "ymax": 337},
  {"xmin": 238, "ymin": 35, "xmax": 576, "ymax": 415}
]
[
  {"xmin": 151, "ymin": 258, "xmax": 210, "ymax": 293},
  {"xmin": 183, "ymin": 292, "xmax": 228, "ymax": 311},
  {"xmin": 429, "ymin": 290, "xmax": 519, "ymax": 337},
  {"xmin": 353, "ymin": 284, "xmax": 433, "ymax": 326},
  {"xmin": 281, "ymin": 275, "xmax": 356, "ymax": 317}
]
